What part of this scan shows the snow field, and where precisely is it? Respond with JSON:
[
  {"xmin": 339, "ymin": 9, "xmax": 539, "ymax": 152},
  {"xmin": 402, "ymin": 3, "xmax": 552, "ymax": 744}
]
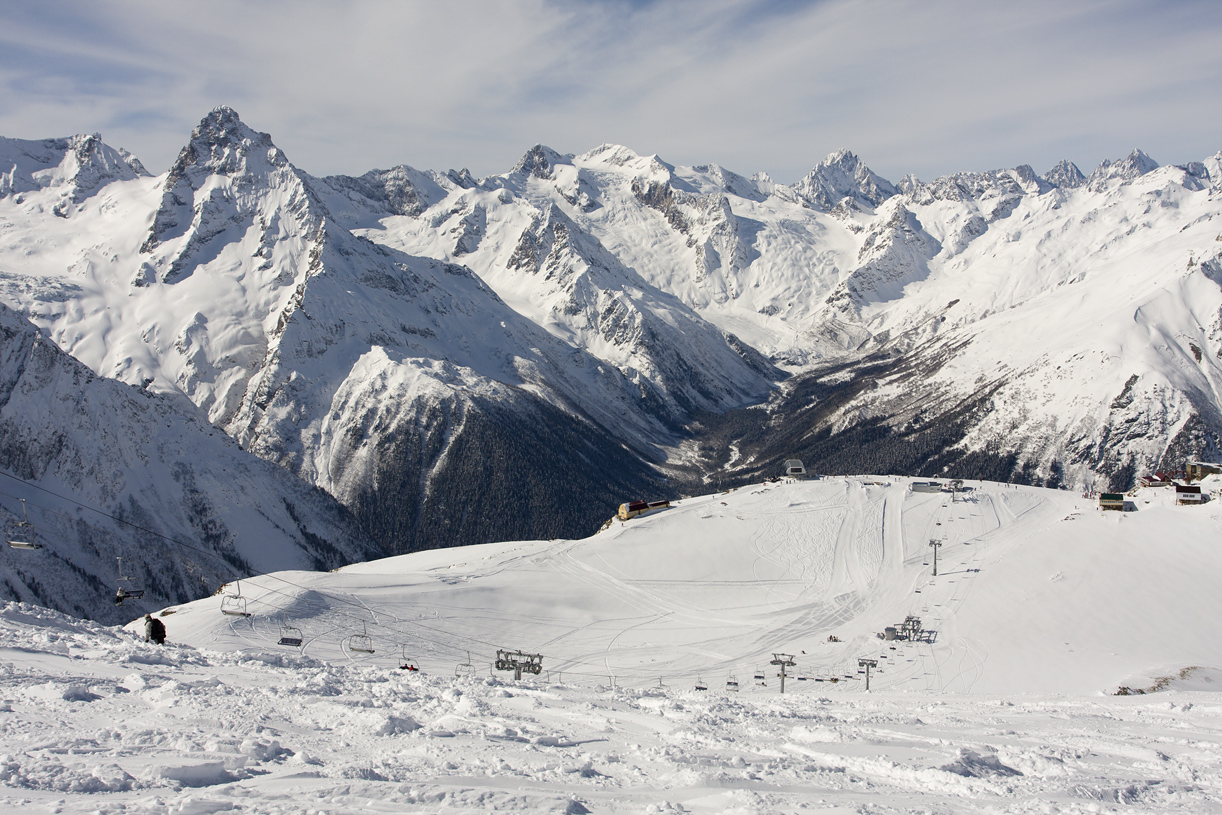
[
  {"xmin": 4, "ymin": 476, "xmax": 1222, "ymax": 811},
  {"xmin": 3, "ymin": 601, "xmax": 1222, "ymax": 814},
  {"xmin": 149, "ymin": 477, "xmax": 1222, "ymax": 698}
]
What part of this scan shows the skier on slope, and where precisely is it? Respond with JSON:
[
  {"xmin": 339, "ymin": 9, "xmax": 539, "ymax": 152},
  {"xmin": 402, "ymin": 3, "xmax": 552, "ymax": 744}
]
[{"xmin": 144, "ymin": 614, "xmax": 166, "ymax": 645}]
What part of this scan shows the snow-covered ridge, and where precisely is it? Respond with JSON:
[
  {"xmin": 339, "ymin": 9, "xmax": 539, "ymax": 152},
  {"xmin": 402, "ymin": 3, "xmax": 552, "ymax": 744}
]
[{"xmin": 0, "ymin": 133, "xmax": 147, "ymax": 213}]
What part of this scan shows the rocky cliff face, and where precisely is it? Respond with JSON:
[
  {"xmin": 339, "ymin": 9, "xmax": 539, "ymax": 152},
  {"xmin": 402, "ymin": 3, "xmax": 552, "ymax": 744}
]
[{"xmin": 0, "ymin": 303, "xmax": 376, "ymax": 623}]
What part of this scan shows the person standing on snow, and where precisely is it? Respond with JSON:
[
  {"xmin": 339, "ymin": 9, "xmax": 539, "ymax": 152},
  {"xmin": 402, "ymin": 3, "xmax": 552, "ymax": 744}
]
[{"xmin": 144, "ymin": 614, "xmax": 166, "ymax": 645}]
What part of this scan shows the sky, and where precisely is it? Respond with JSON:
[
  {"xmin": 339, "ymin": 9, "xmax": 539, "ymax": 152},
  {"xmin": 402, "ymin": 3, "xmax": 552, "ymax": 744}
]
[{"xmin": 1, "ymin": 0, "xmax": 1219, "ymax": 184}]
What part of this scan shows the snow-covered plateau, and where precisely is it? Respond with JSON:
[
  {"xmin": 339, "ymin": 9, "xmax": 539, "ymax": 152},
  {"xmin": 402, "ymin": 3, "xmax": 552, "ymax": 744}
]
[{"xmin": 3, "ymin": 477, "xmax": 1221, "ymax": 813}]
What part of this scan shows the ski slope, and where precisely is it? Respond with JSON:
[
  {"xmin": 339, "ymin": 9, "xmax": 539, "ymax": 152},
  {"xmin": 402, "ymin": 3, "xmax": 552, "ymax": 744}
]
[
  {"xmin": 159, "ymin": 476, "xmax": 1222, "ymax": 697},
  {"xmin": 4, "ymin": 476, "xmax": 1222, "ymax": 813}
]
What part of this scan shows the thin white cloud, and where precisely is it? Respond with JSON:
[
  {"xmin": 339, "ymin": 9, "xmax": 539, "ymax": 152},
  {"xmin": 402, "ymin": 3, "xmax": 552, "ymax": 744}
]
[{"xmin": 0, "ymin": 0, "xmax": 1218, "ymax": 183}]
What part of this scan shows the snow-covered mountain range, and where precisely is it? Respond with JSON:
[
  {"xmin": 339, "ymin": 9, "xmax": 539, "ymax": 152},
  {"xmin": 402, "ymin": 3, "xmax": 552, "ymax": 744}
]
[{"xmin": 1, "ymin": 108, "xmax": 1221, "ymax": 604}]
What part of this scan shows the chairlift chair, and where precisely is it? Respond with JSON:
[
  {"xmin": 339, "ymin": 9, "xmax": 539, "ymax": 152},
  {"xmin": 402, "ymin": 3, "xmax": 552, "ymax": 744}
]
[
  {"xmin": 6, "ymin": 499, "xmax": 39, "ymax": 550},
  {"xmin": 278, "ymin": 618, "xmax": 303, "ymax": 648},
  {"xmin": 725, "ymin": 673, "xmax": 739, "ymax": 692},
  {"xmin": 345, "ymin": 622, "xmax": 375, "ymax": 654},
  {"xmin": 399, "ymin": 645, "xmax": 419, "ymax": 671},
  {"xmin": 220, "ymin": 594, "xmax": 250, "ymax": 616},
  {"xmin": 114, "ymin": 586, "xmax": 146, "ymax": 605},
  {"xmin": 114, "ymin": 557, "xmax": 145, "ymax": 606},
  {"xmin": 754, "ymin": 667, "xmax": 767, "ymax": 686},
  {"xmin": 454, "ymin": 650, "xmax": 475, "ymax": 677},
  {"xmin": 219, "ymin": 579, "xmax": 252, "ymax": 617},
  {"xmin": 694, "ymin": 676, "xmax": 707, "ymax": 691}
]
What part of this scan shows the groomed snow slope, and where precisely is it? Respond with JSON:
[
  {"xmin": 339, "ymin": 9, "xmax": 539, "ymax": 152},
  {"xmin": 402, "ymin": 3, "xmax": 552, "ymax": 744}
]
[
  {"xmin": 4, "ymin": 477, "xmax": 1222, "ymax": 814},
  {"xmin": 160, "ymin": 477, "xmax": 1220, "ymax": 697}
]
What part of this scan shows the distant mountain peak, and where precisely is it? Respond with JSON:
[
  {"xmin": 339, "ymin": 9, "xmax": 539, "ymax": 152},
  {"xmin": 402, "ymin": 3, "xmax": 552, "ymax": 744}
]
[
  {"xmin": 512, "ymin": 144, "xmax": 571, "ymax": 179},
  {"xmin": 0, "ymin": 132, "xmax": 147, "ymax": 206},
  {"xmin": 1043, "ymin": 159, "xmax": 1086, "ymax": 189},
  {"xmin": 176, "ymin": 106, "xmax": 282, "ymax": 176},
  {"xmin": 580, "ymin": 143, "xmax": 643, "ymax": 167},
  {"xmin": 793, "ymin": 149, "xmax": 898, "ymax": 211},
  {"xmin": 822, "ymin": 147, "xmax": 861, "ymax": 171},
  {"xmin": 141, "ymin": 108, "xmax": 314, "ymax": 270},
  {"xmin": 1089, "ymin": 149, "xmax": 1159, "ymax": 189}
]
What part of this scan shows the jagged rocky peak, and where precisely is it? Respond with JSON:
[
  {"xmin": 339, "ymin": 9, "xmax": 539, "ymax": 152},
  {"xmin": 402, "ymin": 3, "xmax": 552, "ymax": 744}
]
[
  {"xmin": 794, "ymin": 148, "xmax": 898, "ymax": 211},
  {"xmin": 1010, "ymin": 164, "xmax": 1053, "ymax": 195},
  {"xmin": 900, "ymin": 164, "xmax": 1043, "ymax": 215},
  {"xmin": 512, "ymin": 144, "xmax": 572, "ymax": 179},
  {"xmin": 168, "ymin": 106, "xmax": 286, "ymax": 181},
  {"xmin": 1089, "ymin": 148, "xmax": 1159, "ymax": 188},
  {"xmin": 446, "ymin": 167, "xmax": 478, "ymax": 188},
  {"xmin": 0, "ymin": 132, "xmax": 147, "ymax": 203},
  {"xmin": 140, "ymin": 107, "xmax": 322, "ymax": 277},
  {"xmin": 1043, "ymin": 159, "xmax": 1087, "ymax": 189}
]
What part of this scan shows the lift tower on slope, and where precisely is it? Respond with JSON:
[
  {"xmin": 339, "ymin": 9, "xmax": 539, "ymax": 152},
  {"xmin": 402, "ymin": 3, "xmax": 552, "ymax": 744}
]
[
  {"xmin": 771, "ymin": 653, "xmax": 796, "ymax": 694},
  {"xmin": 928, "ymin": 539, "xmax": 943, "ymax": 577},
  {"xmin": 858, "ymin": 658, "xmax": 878, "ymax": 691},
  {"xmin": 495, "ymin": 649, "xmax": 543, "ymax": 681}
]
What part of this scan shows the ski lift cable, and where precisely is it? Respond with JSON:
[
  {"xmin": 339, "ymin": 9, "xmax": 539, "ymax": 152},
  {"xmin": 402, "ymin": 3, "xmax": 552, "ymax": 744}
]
[
  {"xmin": 4, "ymin": 496, "xmax": 606, "ymax": 679},
  {"xmin": 224, "ymin": 583, "xmax": 501, "ymax": 663},
  {"xmin": 0, "ymin": 484, "xmax": 247, "ymax": 578},
  {"xmin": 0, "ymin": 472, "xmax": 778, "ymax": 684},
  {"xmin": 0, "ymin": 481, "xmax": 382, "ymax": 624},
  {"xmin": 0, "ymin": 477, "xmax": 481, "ymax": 651},
  {"xmin": 1, "ymin": 491, "xmax": 738, "ymax": 683},
  {"xmin": 0, "ymin": 475, "xmax": 641, "ymax": 671}
]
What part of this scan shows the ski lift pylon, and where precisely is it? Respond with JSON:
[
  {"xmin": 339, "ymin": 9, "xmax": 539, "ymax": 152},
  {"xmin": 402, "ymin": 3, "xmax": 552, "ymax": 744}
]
[
  {"xmin": 220, "ymin": 579, "xmax": 252, "ymax": 617},
  {"xmin": 6, "ymin": 498, "xmax": 39, "ymax": 550}
]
